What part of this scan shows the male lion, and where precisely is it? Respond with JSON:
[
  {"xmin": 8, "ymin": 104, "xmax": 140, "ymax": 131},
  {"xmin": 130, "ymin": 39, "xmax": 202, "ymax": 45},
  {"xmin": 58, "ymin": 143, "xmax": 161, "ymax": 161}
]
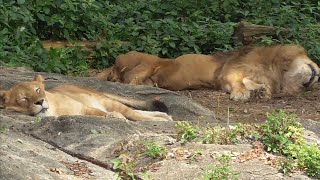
[
  {"xmin": 217, "ymin": 44, "xmax": 319, "ymax": 100},
  {"xmin": 0, "ymin": 75, "xmax": 173, "ymax": 121},
  {"xmin": 96, "ymin": 45, "xmax": 319, "ymax": 101}
]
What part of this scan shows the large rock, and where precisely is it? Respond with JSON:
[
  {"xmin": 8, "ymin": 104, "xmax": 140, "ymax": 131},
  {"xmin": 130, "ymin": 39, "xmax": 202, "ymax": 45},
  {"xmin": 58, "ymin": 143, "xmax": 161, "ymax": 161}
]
[
  {"xmin": 0, "ymin": 67, "xmax": 217, "ymax": 122},
  {"xmin": 0, "ymin": 67, "xmax": 318, "ymax": 179}
]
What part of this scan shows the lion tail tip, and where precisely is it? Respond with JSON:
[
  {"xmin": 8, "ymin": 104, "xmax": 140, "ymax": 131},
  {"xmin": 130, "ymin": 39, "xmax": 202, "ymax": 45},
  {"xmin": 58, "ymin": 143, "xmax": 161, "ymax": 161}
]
[{"xmin": 150, "ymin": 100, "xmax": 169, "ymax": 113}]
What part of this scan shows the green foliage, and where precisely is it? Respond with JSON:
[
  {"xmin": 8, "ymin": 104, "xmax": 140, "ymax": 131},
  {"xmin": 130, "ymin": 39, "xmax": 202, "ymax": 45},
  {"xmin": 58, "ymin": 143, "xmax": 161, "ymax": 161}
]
[
  {"xmin": 203, "ymin": 154, "xmax": 239, "ymax": 180},
  {"xmin": 111, "ymin": 154, "xmax": 137, "ymax": 179},
  {"xmin": 45, "ymin": 47, "xmax": 89, "ymax": 76},
  {"xmin": 143, "ymin": 141, "xmax": 167, "ymax": 159},
  {"xmin": 0, "ymin": 126, "xmax": 9, "ymax": 133},
  {"xmin": 1, "ymin": 0, "xmax": 320, "ymax": 74},
  {"xmin": 202, "ymin": 124, "xmax": 259, "ymax": 144},
  {"xmin": 259, "ymin": 110, "xmax": 305, "ymax": 154},
  {"xmin": 282, "ymin": 144, "xmax": 320, "ymax": 178},
  {"xmin": 175, "ymin": 121, "xmax": 198, "ymax": 144},
  {"xmin": 258, "ymin": 110, "xmax": 320, "ymax": 178}
]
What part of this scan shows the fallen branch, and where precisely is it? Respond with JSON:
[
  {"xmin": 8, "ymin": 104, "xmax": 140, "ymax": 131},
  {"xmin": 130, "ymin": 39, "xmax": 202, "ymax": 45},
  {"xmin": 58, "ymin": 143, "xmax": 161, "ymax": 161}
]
[{"xmin": 233, "ymin": 21, "xmax": 290, "ymax": 45}]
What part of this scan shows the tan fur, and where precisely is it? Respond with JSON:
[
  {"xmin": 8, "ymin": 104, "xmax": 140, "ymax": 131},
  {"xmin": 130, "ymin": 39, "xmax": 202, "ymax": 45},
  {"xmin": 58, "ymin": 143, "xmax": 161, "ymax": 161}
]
[
  {"xmin": 96, "ymin": 45, "xmax": 319, "ymax": 101},
  {"xmin": 217, "ymin": 45, "xmax": 319, "ymax": 100},
  {"xmin": 0, "ymin": 75, "xmax": 172, "ymax": 121},
  {"xmin": 96, "ymin": 51, "xmax": 223, "ymax": 90}
]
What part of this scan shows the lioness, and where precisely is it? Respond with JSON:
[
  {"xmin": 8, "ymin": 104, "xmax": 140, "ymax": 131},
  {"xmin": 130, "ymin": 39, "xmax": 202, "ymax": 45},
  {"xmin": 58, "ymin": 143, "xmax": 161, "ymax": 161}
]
[
  {"xmin": 95, "ymin": 51, "xmax": 223, "ymax": 90},
  {"xmin": 0, "ymin": 75, "xmax": 173, "ymax": 121}
]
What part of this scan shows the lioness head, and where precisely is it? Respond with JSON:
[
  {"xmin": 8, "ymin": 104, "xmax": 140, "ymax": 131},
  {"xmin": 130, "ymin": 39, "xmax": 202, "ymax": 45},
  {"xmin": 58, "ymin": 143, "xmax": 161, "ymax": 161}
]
[{"xmin": 0, "ymin": 75, "xmax": 49, "ymax": 116}]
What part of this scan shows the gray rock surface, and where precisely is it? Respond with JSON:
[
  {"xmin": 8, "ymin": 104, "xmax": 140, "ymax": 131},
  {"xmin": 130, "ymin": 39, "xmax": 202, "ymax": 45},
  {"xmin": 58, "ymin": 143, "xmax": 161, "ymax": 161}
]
[
  {"xmin": 0, "ymin": 67, "xmax": 217, "ymax": 122},
  {"xmin": 0, "ymin": 67, "xmax": 318, "ymax": 180}
]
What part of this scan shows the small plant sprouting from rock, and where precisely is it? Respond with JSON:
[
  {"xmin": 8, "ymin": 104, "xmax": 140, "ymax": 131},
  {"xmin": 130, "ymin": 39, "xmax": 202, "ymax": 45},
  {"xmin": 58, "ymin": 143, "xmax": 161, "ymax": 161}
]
[
  {"xmin": 203, "ymin": 154, "xmax": 239, "ymax": 180},
  {"xmin": 0, "ymin": 126, "xmax": 9, "ymax": 133},
  {"xmin": 176, "ymin": 122, "xmax": 259, "ymax": 145},
  {"xmin": 176, "ymin": 121, "xmax": 198, "ymax": 144},
  {"xmin": 111, "ymin": 154, "xmax": 137, "ymax": 180},
  {"xmin": 144, "ymin": 141, "xmax": 167, "ymax": 159},
  {"xmin": 202, "ymin": 124, "xmax": 259, "ymax": 145},
  {"xmin": 35, "ymin": 116, "xmax": 42, "ymax": 124}
]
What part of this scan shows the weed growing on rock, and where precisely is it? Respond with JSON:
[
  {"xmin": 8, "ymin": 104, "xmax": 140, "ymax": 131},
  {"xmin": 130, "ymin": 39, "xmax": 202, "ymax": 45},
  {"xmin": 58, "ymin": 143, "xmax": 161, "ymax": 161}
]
[
  {"xmin": 111, "ymin": 154, "xmax": 137, "ymax": 179},
  {"xmin": 176, "ymin": 121, "xmax": 198, "ymax": 144},
  {"xmin": 144, "ymin": 141, "xmax": 167, "ymax": 159},
  {"xmin": 203, "ymin": 154, "xmax": 239, "ymax": 180}
]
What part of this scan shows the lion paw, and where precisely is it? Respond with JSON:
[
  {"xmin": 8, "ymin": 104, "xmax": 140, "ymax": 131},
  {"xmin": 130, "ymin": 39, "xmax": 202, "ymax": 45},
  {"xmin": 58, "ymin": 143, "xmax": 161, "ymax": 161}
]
[
  {"xmin": 230, "ymin": 89, "xmax": 250, "ymax": 101},
  {"xmin": 251, "ymin": 85, "xmax": 272, "ymax": 99}
]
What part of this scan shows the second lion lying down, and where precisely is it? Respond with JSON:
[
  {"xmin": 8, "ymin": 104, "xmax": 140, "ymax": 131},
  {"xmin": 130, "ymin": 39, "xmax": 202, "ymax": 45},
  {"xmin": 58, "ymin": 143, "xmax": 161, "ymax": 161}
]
[
  {"xmin": 96, "ymin": 44, "xmax": 319, "ymax": 101},
  {"xmin": 0, "ymin": 75, "xmax": 172, "ymax": 121}
]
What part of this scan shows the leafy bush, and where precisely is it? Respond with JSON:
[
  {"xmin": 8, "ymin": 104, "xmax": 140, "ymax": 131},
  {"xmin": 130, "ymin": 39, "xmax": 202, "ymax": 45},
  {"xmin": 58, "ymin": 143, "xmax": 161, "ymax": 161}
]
[
  {"xmin": 283, "ymin": 144, "xmax": 320, "ymax": 178},
  {"xmin": 1, "ymin": 0, "xmax": 319, "ymax": 74},
  {"xmin": 258, "ymin": 110, "xmax": 320, "ymax": 178},
  {"xmin": 259, "ymin": 110, "xmax": 305, "ymax": 154}
]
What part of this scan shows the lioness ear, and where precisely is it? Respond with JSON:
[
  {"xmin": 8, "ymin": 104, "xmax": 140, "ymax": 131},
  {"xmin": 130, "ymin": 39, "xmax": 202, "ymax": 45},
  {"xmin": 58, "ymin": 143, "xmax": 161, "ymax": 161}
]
[
  {"xmin": 33, "ymin": 74, "xmax": 44, "ymax": 83},
  {"xmin": 0, "ymin": 89, "xmax": 8, "ymax": 107}
]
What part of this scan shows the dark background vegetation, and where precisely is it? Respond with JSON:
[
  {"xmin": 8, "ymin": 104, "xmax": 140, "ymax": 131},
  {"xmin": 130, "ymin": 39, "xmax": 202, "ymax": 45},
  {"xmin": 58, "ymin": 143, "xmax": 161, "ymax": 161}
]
[{"xmin": 1, "ymin": 0, "xmax": 319, "ymax": 76}]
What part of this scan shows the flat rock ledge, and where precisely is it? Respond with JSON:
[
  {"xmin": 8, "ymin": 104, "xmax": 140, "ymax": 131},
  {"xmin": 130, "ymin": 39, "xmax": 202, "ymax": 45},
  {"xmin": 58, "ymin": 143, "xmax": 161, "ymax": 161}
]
[{"xmin": 0, "ymin": 67, "xmax": 319, "ymax": 180}]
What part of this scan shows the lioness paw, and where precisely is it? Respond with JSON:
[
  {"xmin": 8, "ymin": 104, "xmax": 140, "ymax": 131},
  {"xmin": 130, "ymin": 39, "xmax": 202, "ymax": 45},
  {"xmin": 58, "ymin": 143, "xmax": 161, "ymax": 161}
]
[
  {"xmin": 105, "ymin": 112, "xmax": 126, "ymax": 119},
  {"xmin": 153, "ymin": 116, "xmax": 173, "ymax": 121}
]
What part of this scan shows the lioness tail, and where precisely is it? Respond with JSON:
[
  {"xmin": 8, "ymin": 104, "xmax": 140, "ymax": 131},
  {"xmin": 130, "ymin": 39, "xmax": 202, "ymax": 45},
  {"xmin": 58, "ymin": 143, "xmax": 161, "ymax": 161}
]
[{"xmin": 103, "ymin": 93, "xmax": 168, "ymax": 113}]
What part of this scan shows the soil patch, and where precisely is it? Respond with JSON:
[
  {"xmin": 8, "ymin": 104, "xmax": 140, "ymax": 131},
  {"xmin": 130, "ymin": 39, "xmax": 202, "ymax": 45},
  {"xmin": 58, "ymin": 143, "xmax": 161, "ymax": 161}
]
[{"xmin": 178, "ymin": 84, "xmax": 320, "ymax": 124}]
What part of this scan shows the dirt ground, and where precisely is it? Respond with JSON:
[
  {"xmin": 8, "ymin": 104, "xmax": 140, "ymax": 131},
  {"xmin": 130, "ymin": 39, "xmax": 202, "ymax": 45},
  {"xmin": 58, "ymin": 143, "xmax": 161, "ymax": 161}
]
[{"xmin": 178, "ymin": 83, "xmax": 320, "ymax": 124}]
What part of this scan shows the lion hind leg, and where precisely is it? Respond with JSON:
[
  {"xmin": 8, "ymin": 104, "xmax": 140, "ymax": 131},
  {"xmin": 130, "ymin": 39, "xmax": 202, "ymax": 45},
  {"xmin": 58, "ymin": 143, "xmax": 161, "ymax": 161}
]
[
  {"xmin": 103, "ymin": 100, "xmax": 172, "ymax": 121},
  {"xmin": 123, "ymin": 64, "xmax": 154, "ymax": 85}
]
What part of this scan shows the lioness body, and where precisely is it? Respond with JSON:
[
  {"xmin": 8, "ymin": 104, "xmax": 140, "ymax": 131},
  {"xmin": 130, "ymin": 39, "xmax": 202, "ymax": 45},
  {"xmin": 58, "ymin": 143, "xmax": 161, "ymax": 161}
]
[
  {"xmin": 0, "ymin": 75, "xmax": 172, "ymax": 121},
  {"xmin": 150, "ymin": 54, "xmax": 223, "ymax": 90},
  {"xmin": 96, "ymin": 51, "xmax": 223, "ymax": 90}
]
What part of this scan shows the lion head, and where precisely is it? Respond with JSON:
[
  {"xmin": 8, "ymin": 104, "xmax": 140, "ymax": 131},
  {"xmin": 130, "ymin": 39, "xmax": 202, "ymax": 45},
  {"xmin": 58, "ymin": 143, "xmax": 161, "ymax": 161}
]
[
  {"xmin": 0, "ymin": 75, "xmax": 49, "ymax": 116},
  {"xmin": 281, "ymin": 46, "xmax": 320, "ymax": 94}
]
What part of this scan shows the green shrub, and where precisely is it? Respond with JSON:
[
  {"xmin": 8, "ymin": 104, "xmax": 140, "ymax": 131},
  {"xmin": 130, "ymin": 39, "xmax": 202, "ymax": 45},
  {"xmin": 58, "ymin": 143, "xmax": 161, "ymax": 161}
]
[
  {"xmin": 259, "ymin": 110, "xmax": 305, "ymax": 154},
  {"xmin": 1, "ymin": 0, "xmax": 320, "ymax": 74},
  {"xmin": 283, "ymin": 144, "xmax": 320, "ymax": 178}
]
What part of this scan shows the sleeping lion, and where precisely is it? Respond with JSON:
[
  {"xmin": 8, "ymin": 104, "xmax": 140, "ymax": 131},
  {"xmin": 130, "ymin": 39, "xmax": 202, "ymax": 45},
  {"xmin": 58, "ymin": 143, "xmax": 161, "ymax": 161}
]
[
  {"xmin": 96, "ymin": 45, "xmax": 319, "ymax": 101},
  {"xmin": 0, "ymin": 75, "xmax": 173, "ymax": 121},
  {"xmin": 95, "ymin": 51, "xmax": 222, "ymax": 90}
]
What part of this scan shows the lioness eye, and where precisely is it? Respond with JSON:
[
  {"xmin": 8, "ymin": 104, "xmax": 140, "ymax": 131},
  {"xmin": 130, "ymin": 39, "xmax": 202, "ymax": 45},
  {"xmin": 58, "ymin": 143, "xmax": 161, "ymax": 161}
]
[{"xmin": 35, "ymin": 88, "xmax": 41, "ymax": 93}]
